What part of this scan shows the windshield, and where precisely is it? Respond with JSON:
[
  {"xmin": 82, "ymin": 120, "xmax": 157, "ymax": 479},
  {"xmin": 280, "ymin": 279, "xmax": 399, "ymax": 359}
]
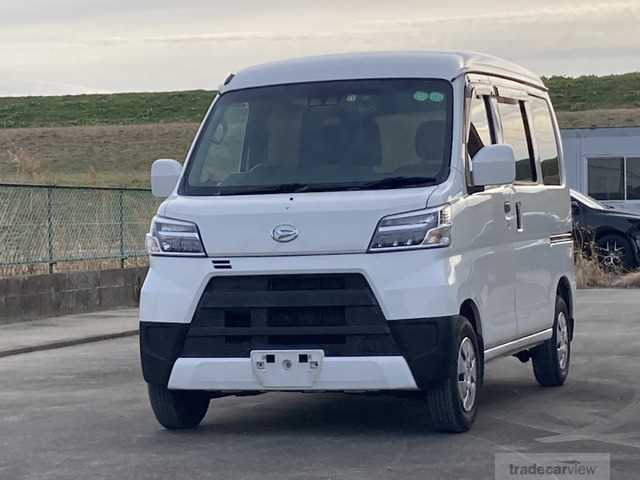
[
  {"xmin": 182, "ymin": 79, "xmax": 453, "ymax": 195},
  {"xmin": 571, "ymin": 189, "xmax": 609, "ymax": 210}
]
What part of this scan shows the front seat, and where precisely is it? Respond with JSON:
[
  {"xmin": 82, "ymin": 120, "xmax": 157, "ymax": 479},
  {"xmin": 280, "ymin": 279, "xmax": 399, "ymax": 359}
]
[{"xmin": 415, "ymin": 120, "xmax": 446, "ymax": 177}]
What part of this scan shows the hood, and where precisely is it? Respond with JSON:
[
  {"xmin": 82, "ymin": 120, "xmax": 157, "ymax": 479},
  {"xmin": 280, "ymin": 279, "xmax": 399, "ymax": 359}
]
[
  {"xmin": 598, "ymin": 207, "xmax": 640, "ymax": 221},
  {"xmin": 162, "ymin": 187, "xmax": 437, "ymax": 257}
]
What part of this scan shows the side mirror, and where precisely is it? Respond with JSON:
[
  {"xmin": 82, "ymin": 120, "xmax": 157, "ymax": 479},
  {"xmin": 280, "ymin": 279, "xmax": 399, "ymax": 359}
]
[
  {"xmin": 470, "ymin": 144, "xmax": 516, "ymax": 187},
  {"xmin": 151, "ymin": 159, "xmax": 182, "ymax": 198}
]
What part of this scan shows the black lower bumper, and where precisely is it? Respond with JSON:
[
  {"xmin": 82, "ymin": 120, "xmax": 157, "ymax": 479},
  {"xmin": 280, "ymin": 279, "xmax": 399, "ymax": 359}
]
[
  {"xmin": 140, "ymin": 315, "xmax": 458, "ymax": 390},
  {"xmin": 139, "ymin": 322, "xmax": 188, "ymax": 386},
  {"xmin": 388, "ymin": 316, "xmax": 458, "ymax": 389}
]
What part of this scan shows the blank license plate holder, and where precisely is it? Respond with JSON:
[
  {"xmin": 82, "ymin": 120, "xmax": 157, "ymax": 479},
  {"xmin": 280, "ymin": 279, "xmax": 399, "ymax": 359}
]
[{"xmin": 250, "ymin": 350, "xmax": 324, "ymax": 388}]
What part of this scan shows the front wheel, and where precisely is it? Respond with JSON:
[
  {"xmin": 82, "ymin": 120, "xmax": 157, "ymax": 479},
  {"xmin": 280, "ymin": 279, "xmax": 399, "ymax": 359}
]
[
  {"xmin": 426, "ymin": 316, "xmax": 481, "ymax": 433},
  {"xmin": 532, "ymin": 296, "xmax": 571, "ymax": 387},
  {"xmin": 147, "ymin": 384, "xmax": 210, "ymax": 430}
]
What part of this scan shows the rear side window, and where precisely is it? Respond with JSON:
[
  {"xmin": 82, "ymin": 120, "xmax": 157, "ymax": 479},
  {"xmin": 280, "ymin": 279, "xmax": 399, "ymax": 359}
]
[
  {"xmin": 498, "ymin": 99, "xmax": 536, "ymax": 182},
  {"xmin": 467, "ymin": 95, "xmax": 493, "ymax": 159},
  {"xmin": 530, "ymin": 97, "xmax": 561, "ymax": 185}
]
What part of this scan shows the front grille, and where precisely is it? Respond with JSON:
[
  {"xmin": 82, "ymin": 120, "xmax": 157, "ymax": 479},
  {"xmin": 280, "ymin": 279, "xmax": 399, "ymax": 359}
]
[{"xmin": 182, "ymin": 274, "xmax": 400, "ymax": 357}]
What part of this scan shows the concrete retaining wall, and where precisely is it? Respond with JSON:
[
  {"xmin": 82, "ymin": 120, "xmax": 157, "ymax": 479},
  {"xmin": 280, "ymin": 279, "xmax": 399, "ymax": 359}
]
[{"xmin": 0, "ymin": 267, "xmax": 147, "ymax": 325}]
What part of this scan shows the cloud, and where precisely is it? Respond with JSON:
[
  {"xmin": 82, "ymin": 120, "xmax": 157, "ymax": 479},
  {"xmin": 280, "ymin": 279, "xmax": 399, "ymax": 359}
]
[
  {"xmin": 2, "ymin": 0, "xmax": 640, "ymax": 95},
  {"xmin": 7, "ymin": 1, "xmax": 637, "ymax": 48},
  {"xmin": 361, "ymin": 1, "xmax": 640, "ymax": 29}
]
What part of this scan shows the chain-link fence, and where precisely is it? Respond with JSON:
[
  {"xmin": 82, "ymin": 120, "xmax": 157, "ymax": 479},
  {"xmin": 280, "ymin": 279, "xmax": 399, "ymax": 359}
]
[{"xmin": 0, "ymin": 183, "xmax": 160, "ymax": 275}]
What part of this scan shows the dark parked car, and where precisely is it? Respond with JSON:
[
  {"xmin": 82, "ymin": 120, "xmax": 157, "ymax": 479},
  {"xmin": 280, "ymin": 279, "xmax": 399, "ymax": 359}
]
[{"xmin": 571, "ymin": 190, "xmax": 640, "ymax": 271}]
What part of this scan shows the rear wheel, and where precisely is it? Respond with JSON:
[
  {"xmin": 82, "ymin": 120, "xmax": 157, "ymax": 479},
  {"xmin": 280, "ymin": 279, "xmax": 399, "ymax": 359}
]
[
  {"xmin": 597, "ymin": 234, "xmax": 635, "ymax": 271},
  {"xmin": 532, "ymin": 296, "xmax": 570, "ymax": 387},
  {"xmin": 426, "ymin": 316, "xmax": 481, "ymax": 433},
  {"xmin": 147, "ymin": 384, "xmax": 210, "ymax": 430}
]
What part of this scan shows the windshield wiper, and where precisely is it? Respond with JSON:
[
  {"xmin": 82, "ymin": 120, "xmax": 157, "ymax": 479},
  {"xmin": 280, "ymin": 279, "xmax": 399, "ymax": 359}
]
[
  {"xmin": 291, "ymin": 177, "xmax": 438, "ymax": 193},
  {"xmin": 218, "ymin": 177, "xmax": 437, "ymax": 195},
  {"xmin": 348, "ymin": 176, "xmax": 438, "ymax": 190},
  {"xmin": 218, "ymin": 183, "xmax": 310, "ymax": 195}
]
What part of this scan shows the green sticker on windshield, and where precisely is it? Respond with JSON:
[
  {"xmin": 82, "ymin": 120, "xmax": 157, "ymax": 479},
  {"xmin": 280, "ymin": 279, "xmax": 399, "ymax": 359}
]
[
  {"xmin": 414, "ymin": 91, "xmax": 430, "ymax": 102},
  {"xmin": 429, "ymin": 91, "xmax": 445, "ymax": 102}
]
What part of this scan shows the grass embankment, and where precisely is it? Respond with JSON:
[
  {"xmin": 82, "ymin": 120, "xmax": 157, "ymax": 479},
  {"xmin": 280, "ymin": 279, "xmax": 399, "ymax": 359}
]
[
  {"xmin": 0, "ymin": 123, "xmax": 199, "ymax": 187},
  {"xmin": 0, "ymin": 90, "xmax": 215, "ymax": 129},
  {"xmin": 544, "ymin": 73, "xmax": 640, "ymax": 111},
  {"xmin": 1, "ymin": 72, "xmax": 640, "ymax": 187},
  {"xmin": 0, "ymin": 91, "xmax": 215, "ymax": 186},
  {"xmin": 2, "ymin": 73, "xmax": 640, "ymax": 129},
  {"xmin": 546, "ymin": 72, "xmax": 640, "ymax": 128}
]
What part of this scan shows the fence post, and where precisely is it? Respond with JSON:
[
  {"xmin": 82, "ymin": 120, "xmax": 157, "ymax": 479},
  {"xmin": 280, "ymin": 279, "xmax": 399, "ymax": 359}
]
[
  {"xmin": 119, "ymin": 189, "xmax": 125, "ymax": 269},
  {"xmin": 47, "ymin": 187, "xmax": 55, "ymax": 274}
]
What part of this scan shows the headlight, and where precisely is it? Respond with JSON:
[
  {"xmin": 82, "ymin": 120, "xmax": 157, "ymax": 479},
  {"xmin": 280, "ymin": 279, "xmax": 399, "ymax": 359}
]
[
  {"xmin": 145, "ymin": 216, "xmax": 206, "ymax": 256},
  {"xmin": 368, "ymin": 205, "xmax": 451, "ymax": 252}
]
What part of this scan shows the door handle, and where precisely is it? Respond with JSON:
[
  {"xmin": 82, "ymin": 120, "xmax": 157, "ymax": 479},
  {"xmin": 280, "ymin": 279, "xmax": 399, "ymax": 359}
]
[
  {"xmin": 504, "ymin": 201, "xmax": 514, "ymax": 221},
  {"xmin": 515, "ymin": 201, "xmax": 523, "ymax": 231},
  {"xmin": 504, "ymin": 201, "xmax": 523, "ymax": 230}
]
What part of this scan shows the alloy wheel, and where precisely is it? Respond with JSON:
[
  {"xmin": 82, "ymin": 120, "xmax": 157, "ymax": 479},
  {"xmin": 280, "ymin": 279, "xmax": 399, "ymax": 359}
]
[
  {"xmin": 457, "ymin": 337, "xmax": 478, "ymax": 412},
  {"xmin": 556, "ymin": 312, "xmax": 569, "ymax": 370},
  {"xmin": 597, "ymin": 239, "xmax": 626, "ymax": 270}
]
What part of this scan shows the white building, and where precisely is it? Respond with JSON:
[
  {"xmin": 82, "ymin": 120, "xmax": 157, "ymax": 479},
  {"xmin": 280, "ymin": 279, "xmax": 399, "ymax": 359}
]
[{"xmin": 561, "ymin": 127, "xmax": 640, "ymax": 213}]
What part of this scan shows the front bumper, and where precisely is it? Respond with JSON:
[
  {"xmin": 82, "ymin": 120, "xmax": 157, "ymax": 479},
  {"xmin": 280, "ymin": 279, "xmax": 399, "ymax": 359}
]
[
  {"xmin": 168, "ymin": 356, "xmax": 418, "ymax": 391},
  {"xmin": 141, "ymin": 315, "xmax": 458, "ymax": 391},
  {"xmin": 140, "ymin": 251, "xmax": 461, "ymax": 392}
]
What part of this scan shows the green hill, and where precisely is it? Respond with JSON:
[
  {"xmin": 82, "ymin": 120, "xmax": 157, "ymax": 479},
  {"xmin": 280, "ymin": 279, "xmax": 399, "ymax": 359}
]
[
  {"xmin": 1, "ymin": 72, "xmax": 640, "ymax": 129},
  {"xmin": 0, "ymin": 90, "xmax": 216, "ymax": 129},
  {"xmin": 544, "ymin": 73, "xmax": 640, "ymax": 111}
]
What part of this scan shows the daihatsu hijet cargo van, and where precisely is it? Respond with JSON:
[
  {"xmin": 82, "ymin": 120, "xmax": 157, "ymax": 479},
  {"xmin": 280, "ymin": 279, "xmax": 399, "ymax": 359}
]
[{"xmin": 141, "ymin": 51, "xmax": 576, "ymax": 432}]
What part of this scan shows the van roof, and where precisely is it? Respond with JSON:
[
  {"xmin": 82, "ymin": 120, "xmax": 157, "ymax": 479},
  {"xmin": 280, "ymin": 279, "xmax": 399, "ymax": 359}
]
[{"xmin": 222, "ymin": 51, "xmax": 546, "ymax": 92}]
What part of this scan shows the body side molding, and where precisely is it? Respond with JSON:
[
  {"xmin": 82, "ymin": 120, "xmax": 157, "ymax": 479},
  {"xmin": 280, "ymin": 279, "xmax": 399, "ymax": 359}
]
[{"xmin": 484, "ymin": 328, "xmax": 553, "ymax": 362}]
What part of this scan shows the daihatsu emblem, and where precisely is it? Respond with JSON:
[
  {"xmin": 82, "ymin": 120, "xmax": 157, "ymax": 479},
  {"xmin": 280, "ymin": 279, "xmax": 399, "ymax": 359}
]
[{"xmin": 272, "ymin": 224, "xmax": 298, "ymax": 243}]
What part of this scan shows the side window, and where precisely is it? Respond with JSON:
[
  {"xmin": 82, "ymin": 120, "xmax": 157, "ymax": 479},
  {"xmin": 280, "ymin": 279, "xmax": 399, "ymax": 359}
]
[
  {"xmin": 627, "ymin": 157, "xmax": 640, "ymax": 200},
  {"xmin": 587, "ymin": 157, "xmax": 640, "ymax": 201},
  {"xmin": 588, "ymin": 157, "xmax": 625, "ymax": 200},
  {"xmin": 498, "ymin": 99, "xmax": 536, "ymax": 182},
  {"xmin": 467, "ymin": 95, "xmax": 493, "ymax": 159},
  {"xmin": 530, "ymin": 97, "xmax": 561, "ymax": 185}
]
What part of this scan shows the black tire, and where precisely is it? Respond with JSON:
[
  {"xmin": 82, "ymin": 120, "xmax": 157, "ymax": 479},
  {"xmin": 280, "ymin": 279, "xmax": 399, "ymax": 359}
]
[
  {"xmin": 597, "ymin": 234, "xmax": 635, "ymax": 271},
  {"xmin": 532, "ymin": 297, "xmax": 570, "ymax": 387},
  {"xmin": 426, "ymin": 316, "xmax": 481, "ymax": 433},
  {"xmin": 147, "ymin": 383, "xmax": 210, "ymax": 430}
]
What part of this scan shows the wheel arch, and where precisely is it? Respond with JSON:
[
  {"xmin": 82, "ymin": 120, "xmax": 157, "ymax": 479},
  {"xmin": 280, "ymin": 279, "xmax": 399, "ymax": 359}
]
[
  {"xmin": 594, "ymin": 227, "xmax": 628, "ymax": 243},
  {"xmin": 460, "ymin": 299, "xmax": 483, "ymax": 351}
]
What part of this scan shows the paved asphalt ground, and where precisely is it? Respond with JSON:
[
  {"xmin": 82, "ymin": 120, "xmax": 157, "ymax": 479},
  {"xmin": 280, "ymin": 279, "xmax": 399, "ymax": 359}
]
[{"xmin": 1, "ymin": 290, "xmax": 638, "ymax": 480}]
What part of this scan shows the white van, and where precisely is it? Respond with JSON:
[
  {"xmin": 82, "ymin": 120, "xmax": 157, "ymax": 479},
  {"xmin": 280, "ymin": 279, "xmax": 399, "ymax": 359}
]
[{"xmin": 140, "ymin": 51, "xmax": 575, "ymax": 433}]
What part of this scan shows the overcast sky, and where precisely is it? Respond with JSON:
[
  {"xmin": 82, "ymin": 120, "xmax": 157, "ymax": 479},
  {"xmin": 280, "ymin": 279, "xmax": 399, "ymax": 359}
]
[{"xmin": 1, "ymin": 0, "xmax": 639, "ymax": 96}]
